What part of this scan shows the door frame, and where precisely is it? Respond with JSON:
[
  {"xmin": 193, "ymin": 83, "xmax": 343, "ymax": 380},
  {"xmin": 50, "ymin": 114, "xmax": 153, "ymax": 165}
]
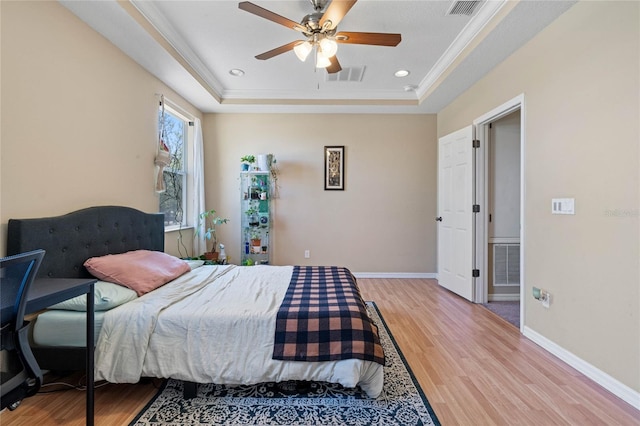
[{"xmin": 472, "ymin": 94, "xmax": 525, "ymax": 330}]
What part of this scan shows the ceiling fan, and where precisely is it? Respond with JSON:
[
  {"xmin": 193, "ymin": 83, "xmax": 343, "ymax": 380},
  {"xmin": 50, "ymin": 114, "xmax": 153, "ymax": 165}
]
[{"xmin": 238, "ymin": 0, "xmax": 401, "ymax": 74}]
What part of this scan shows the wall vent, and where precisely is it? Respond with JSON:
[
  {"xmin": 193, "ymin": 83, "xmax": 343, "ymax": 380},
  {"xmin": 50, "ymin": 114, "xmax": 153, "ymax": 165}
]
[
  {"xmin": 325, "ymin": 66, "xmax": 365, "ymax": 82},
  {"xmin": 493, "ymin": 244, "xmax": 520, "ymax": 286},
  {"xmin": 447, "ymin": 1, "xmax": 482, "ymax": 16}
]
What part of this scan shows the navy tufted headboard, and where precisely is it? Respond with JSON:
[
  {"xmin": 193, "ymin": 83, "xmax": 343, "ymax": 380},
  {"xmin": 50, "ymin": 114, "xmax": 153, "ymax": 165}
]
[{"xmin": 7, "ymin": 206, "xmax": 165, "ymax": 279}]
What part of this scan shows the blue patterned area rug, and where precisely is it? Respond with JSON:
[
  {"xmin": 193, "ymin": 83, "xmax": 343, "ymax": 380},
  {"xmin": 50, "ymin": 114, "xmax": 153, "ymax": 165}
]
[{"xmin": 130, "ymin": 302, "xmax": 440, "ymax": 425}]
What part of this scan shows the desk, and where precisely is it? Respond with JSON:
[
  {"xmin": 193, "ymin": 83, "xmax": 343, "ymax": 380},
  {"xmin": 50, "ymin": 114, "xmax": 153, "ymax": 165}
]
[{"xmin": 27, "ymin": 278, "xmax": 96, "ymax": 426}]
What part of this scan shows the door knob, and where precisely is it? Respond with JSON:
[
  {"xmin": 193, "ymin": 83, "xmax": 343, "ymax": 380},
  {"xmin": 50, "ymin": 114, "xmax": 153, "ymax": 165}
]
[{"xmin": 435, "ymin": 217, "xmax": 443, "ymax": 222}]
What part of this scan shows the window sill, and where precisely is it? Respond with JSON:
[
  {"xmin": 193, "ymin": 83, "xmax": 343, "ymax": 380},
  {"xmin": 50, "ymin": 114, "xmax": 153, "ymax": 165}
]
[{"xmin": 164, "ymin": 225, "xmax": 193, "ymax": 233}]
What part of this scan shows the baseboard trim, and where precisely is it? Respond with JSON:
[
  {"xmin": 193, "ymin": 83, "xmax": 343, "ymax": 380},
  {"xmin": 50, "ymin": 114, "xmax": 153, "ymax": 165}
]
[
  {"xmin": 523, "ymin": 326, "xmax": 640, "ymax": 410},
  {"xmin": 352, "ymin": 272, "xmax": 437, "ymax": 279},
  {"xmin": 488, "ymin": 294, "xmax": 520, "ymax": 302}
]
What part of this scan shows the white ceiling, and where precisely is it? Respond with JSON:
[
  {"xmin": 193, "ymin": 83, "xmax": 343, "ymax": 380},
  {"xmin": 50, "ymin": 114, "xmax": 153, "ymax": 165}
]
[{"xmin": 60, "ymin": 0, "xmax": 575, "ymax": 114}]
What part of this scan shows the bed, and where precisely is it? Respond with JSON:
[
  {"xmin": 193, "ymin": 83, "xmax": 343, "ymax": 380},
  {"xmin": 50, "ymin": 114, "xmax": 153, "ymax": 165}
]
[{"xmin": 6, "ymin": 206, "xmax": 385, "ymax": 398}]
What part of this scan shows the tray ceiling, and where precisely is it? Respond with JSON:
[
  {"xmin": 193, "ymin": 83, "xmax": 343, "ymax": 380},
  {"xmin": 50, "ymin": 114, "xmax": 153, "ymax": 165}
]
[{"xmin": 60, "ymin": 0, "xmax": 576, "ymax": 113}]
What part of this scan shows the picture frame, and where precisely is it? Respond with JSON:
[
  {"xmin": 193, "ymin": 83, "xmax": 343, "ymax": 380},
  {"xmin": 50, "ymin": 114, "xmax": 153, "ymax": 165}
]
[{"xmin": 324, "ymin": 145, "xmax": 345, "ymax": 190}]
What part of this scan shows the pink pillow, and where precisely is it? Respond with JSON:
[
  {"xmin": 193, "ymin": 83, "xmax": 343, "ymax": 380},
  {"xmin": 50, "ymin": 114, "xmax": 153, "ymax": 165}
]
[{"xmin": 84, "ymin": 250, "xmax": 191, "ymax": 296}]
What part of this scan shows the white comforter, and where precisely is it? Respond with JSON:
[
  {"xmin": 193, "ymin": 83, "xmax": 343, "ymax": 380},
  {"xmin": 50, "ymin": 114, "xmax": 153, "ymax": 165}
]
[{"xmin": 95, "ymin": 265, "xmax": 383, "ymax": 397}]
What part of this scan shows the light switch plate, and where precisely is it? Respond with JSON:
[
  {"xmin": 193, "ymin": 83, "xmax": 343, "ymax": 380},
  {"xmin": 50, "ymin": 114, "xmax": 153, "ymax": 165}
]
[{"xmin": 552, "ymin": 198, "xmax": 575, "ymax": 215}]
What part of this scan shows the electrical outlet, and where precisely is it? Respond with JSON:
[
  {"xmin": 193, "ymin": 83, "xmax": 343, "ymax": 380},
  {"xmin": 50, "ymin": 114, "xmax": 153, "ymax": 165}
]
[
  {"xmin": 540, "ymin": 290, "xmax": 551, "ymax": 308},
  {"xmin": 304, "ymin": 250, "xmax": 310, "ymax": 259}
]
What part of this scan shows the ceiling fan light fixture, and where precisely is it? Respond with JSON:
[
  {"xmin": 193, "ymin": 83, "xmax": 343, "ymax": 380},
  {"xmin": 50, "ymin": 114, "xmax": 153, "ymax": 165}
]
[
  {"xmin": 315, "ymin": 50, "xmax": 331, "ymax": 68},
  {"xmin": 294, "ymin": 41, "xmax": 313, "ymax": 61},
  {"xmin": 240, "ymin": 0, "xmax": 402, "ymax": 72},
  {"xmin": 319, "ymin": 38, "xmax": 338, "ymax": 57}
]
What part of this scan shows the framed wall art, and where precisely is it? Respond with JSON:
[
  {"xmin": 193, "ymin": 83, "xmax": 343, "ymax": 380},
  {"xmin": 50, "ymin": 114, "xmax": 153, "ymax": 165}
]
[{"xmin": 324, "ymin": 145, "xmax": 345, "ymax": 190}]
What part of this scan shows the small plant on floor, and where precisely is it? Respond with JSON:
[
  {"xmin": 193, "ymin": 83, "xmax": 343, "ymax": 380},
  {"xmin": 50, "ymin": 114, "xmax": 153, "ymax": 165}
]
[{"xmin": 196, "ymin": 209, "xmax": 229, "ymax": 260}]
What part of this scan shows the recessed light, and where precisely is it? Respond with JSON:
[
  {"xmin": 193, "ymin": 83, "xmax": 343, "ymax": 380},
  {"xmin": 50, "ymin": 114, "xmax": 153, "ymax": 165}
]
[
  {"xmin": 229, "ymin": 69, "xmax": 245, "ymax": 77},
  {"xmin": 403, "ymin": 84, "xmax": 418, "ymax": 92},
  {"xmin": 394, "ymin": 69, "xmax": 410, "ymax": 78}
]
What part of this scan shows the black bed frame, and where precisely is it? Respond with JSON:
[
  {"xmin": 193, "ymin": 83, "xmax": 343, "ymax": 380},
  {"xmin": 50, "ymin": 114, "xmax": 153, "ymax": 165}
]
[{"xmin": 6, "ymin": 205, "xmax": 164, "ymax": 372}]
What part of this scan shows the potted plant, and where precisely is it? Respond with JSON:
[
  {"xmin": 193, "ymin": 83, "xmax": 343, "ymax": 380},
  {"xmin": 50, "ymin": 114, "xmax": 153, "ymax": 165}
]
[
  {"xmin": 250, "ymin": 230, "xmax": 261, "ymax": 252},
  {"xmin": 196, "ymin": 209, "xmax": 229, "ymax": 260},
  {"xmin": 241, "ymin": 155, "xmax": 255, "ymax": 171},
  {"xmin": 245, "ymin": 206, "xmax": 259, "ymax": 226}
]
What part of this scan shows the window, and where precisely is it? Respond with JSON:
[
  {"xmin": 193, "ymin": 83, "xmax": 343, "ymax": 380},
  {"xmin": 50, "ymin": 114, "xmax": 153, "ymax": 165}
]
[{"xmin": 158, "ymin": 104, "xmax": 190, "ymax": 228}]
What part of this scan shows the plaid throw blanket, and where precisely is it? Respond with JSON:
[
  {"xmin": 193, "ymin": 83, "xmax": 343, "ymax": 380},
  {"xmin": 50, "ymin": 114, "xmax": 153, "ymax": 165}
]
[{"xmin": 273, "ymin": 266, "xmax": 385, "ymax": 365}]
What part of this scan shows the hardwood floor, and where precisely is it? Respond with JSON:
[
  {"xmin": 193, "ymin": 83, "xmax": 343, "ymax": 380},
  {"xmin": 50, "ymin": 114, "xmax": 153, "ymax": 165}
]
[{"xmin": 2, "ymin": 278, "xmax": 638, "ymax": 425}]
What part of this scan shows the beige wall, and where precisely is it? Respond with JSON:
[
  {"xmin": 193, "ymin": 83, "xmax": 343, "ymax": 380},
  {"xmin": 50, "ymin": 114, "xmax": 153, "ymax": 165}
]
[
  {"xmin": 0, "ymin": 1, "xmax": 202, "ymax": 257},
  {"xmin": 203, "ymin": 113, "xmax": 437, "ymax": 273},
  {"xmin": 438, "ymin": 1, "xmax": 639, "ymax": 392}
]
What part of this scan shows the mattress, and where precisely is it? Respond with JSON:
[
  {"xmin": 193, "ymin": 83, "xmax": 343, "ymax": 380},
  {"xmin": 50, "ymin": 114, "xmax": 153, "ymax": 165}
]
[
  {"xmin": 33, "ymin": 310, "xmax": 105, "ymax": 347},
  {"xmin": 95, "ymin": 264, "xmax": 384, "ymax": 397}
]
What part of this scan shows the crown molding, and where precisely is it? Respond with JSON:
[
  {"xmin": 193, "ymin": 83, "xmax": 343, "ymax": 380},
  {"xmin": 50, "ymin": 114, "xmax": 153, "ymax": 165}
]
[
  {"xmin": 416, "ymin": 0, "xmax": 512, "ymax": 101},
  {"xmin": 124, "ymin": 0, "xmax": 225, "ymax": 102}
]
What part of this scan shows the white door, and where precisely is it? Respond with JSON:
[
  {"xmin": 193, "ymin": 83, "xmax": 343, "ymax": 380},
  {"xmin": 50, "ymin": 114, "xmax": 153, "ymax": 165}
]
[{"xmin": 437, "ymin": 126, "xmax": 475, "ymax": 301}]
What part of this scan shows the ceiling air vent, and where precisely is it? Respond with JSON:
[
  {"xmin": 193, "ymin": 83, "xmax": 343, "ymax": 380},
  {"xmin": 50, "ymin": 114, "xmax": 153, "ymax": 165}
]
[
  {"xmin": 447, "ymin": 0, "xmax": 482, "ymax": 16},
  {"xmin": 325, "ymin": 66, "xmax": 365, "ymax": 83}
]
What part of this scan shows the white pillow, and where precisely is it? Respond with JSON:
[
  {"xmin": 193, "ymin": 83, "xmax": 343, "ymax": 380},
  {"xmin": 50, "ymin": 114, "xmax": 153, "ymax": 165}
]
[
  {"xmin": 47, "ymin": 280, "xmax": 138, "ymax": 311},
  {"xmin": 185, "ymin": 259, "xmax": 205, "ymax": 270}
]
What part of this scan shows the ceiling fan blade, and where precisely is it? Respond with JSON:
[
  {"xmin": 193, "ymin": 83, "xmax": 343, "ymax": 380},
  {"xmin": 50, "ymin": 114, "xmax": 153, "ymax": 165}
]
[
  {"xmin": 335, "ymin": 31, "xmax": 401, "ymax": 46},
  {"xmin": 326, "ymin": 56, "xmax": 342, "ymax": 74},
  {"xmin": 255, "ymin": 41, "xmax": 301, "ymax": 60},
  {"xmin": 239, "ymin": 2, "xmax": 306, "ymax": 32},
  {"xmin": 319, "ymin": 0, "xmax": 357, "ymax": 30}
]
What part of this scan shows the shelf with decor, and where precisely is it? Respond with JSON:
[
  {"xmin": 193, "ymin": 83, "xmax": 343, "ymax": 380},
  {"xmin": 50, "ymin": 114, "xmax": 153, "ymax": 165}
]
[{"xmin": 240, "ymin": 171, "xmax": 270, "ymax": 266}]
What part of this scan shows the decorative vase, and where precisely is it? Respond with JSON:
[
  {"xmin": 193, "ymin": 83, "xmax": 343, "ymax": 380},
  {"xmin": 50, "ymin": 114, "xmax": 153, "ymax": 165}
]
[
  {"xmin": 241, "ymin": 163, "xmax": 249, "ymax": 171},
  {"xmin": 257, "ymin": 154, "xmax": 269, "ymax": 172}
]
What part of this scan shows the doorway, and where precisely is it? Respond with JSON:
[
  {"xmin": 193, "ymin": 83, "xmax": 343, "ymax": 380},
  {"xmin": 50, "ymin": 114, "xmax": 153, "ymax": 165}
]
[
  {"xmin": 473, "ymin": 95, "xmax": 525, "ymax": 330},
  {"xmin": 482, "ymin": 111, "xmax": 521, "ymax": 326}
]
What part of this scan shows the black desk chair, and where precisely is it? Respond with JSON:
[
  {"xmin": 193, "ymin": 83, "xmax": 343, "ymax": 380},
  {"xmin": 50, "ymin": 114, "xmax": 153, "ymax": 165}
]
[{"xmin": 1, "ymin": 249, "xmax": 45, "ymax": 411}]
